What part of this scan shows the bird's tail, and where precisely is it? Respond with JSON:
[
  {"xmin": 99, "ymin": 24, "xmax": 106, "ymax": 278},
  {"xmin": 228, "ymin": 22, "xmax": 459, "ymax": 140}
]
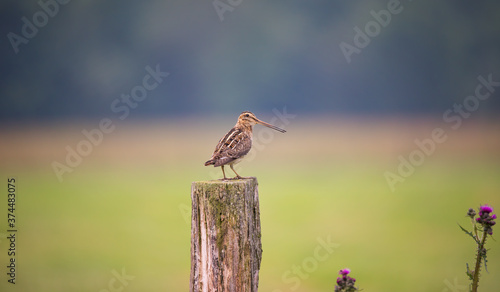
[{"xmin": 204, "ymin": 159, "xmax": 215, "ymax": 166}]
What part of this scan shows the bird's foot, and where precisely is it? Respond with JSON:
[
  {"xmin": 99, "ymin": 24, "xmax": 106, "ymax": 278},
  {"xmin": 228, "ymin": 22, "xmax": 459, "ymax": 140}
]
[
  {"xmin": 219, "ymin": 176, "xmax": 241, "ymax": 180},
  {"xmin": 218, "ymin": 176, "xmax": 248, "ymax": 181}
]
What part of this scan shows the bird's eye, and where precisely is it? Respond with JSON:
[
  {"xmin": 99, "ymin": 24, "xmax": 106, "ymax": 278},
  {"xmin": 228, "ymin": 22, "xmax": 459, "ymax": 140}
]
[{"xmin": 245, "ymin": 114, "xmax": 249, "ymax": 117}]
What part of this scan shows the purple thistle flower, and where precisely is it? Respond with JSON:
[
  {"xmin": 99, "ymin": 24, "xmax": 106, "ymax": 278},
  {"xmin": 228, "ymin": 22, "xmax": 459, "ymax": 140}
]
[
  {"xmin": 335, "ymin": 268, "xmax": 358, "ymax": 292},
  {"xmin": 473, "ymin": 205, "xmax": 496, "ymax": 235},
  {"xmin": 338, "ymin": 276, "xmax": 345, "ymax": 282},
  {"xmin": 480, "ymin": 205, "xmax": 493, "ymax": 214},
  {"xmin": 467, "ymin": 208, "xmax": 477, "ymax": 218}
]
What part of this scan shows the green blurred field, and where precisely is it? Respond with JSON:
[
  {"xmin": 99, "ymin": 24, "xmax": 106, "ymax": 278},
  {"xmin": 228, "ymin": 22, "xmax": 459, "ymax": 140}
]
[{"xmin": 1, "ymin": 117, "xmax": 499, "ymax": 291}]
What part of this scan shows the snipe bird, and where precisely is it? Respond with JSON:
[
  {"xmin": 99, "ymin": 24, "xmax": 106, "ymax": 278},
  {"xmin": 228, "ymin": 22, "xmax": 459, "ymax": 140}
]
[{"xmin": 205, "ymin": 111, "xmax": 286, "ymax": 180}]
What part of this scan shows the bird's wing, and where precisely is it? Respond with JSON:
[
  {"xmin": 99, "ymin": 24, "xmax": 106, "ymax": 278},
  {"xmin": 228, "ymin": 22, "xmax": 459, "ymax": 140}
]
[
  {"xmin": 212, "ymin": 128, "xmax": 251, "ymax": 167},
  {"xmin": 212, "ymin": 127, "xmax": 238, "ymax": 154}
]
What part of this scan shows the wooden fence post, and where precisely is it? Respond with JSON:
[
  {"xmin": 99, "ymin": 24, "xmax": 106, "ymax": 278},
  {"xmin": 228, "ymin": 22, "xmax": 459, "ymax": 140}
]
[{"xmin": 190, "ymin": 177, "xmax": 262, "ymax": 292}]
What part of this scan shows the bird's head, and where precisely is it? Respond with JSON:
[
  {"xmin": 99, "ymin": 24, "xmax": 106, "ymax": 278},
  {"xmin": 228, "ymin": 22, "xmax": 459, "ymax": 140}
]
[{"xmin": 236, "ymin": 111, "xmax": 286, "ymax": 133}]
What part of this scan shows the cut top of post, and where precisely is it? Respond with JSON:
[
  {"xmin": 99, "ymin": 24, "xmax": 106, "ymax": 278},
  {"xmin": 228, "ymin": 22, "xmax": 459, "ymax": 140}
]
[{"xmin": 193, "ymin": 177, "xmax": 257, "ymax": 185}]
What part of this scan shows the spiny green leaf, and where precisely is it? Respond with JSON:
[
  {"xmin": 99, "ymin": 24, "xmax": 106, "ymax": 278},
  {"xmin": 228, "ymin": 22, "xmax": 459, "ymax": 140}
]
[
  {"xmin": 459, "ymin": 223, "xmax": 479, "ymax": 244},
  {"xmin": 466, "ymin": 263, "xmax": 474, "ymax": 280}
]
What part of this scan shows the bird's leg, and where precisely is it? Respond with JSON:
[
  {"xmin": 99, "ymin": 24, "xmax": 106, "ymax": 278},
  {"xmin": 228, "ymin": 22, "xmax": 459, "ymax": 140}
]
[
  {"xmin": 230, "ymin": 164, "xmax": 243, "ymax": 179},
  {"xmin": 220, "ymin": 165, "xmax": 228, "ymax": 180}
]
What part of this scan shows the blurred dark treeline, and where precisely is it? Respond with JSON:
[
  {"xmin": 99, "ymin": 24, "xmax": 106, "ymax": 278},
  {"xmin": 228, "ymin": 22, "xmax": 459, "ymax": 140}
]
[{"xmin": 1, "ymin": 0, "xmax": 500, "ymax": 122}]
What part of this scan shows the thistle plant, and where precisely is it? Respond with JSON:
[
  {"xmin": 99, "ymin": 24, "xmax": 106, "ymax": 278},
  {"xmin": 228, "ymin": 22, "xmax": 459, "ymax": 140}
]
[
  {"xmin": 334, "ymin": 268, "xmax": 359, "ymax": 292},
  {"xmin": 459, "ymin": 205, "xmax": 496, "ymax": 292}
]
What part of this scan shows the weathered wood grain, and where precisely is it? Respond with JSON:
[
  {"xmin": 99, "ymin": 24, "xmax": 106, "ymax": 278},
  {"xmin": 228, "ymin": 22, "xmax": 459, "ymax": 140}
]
[{"xmin": 190, "ymin": 177, "xmax": 262, "ymax": 292}]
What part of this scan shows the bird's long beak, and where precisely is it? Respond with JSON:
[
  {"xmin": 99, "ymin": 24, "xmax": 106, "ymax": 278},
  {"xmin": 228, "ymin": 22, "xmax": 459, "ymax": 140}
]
[{"xmin": 255, "ymin": 119, "xmax": 286, "ymax": 133}]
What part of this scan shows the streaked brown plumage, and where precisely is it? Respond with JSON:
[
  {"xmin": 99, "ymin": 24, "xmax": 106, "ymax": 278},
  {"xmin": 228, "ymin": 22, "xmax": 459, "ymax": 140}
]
[{"xmin": 205, "ymin": 111, "xmax": 286, "ymax": 179}]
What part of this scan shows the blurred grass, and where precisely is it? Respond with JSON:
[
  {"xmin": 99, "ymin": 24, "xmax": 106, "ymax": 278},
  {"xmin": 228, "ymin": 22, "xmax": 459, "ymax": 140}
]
[{"xmin": 0, "ymin": 117, "xmax": 499, "ymax": 291}]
